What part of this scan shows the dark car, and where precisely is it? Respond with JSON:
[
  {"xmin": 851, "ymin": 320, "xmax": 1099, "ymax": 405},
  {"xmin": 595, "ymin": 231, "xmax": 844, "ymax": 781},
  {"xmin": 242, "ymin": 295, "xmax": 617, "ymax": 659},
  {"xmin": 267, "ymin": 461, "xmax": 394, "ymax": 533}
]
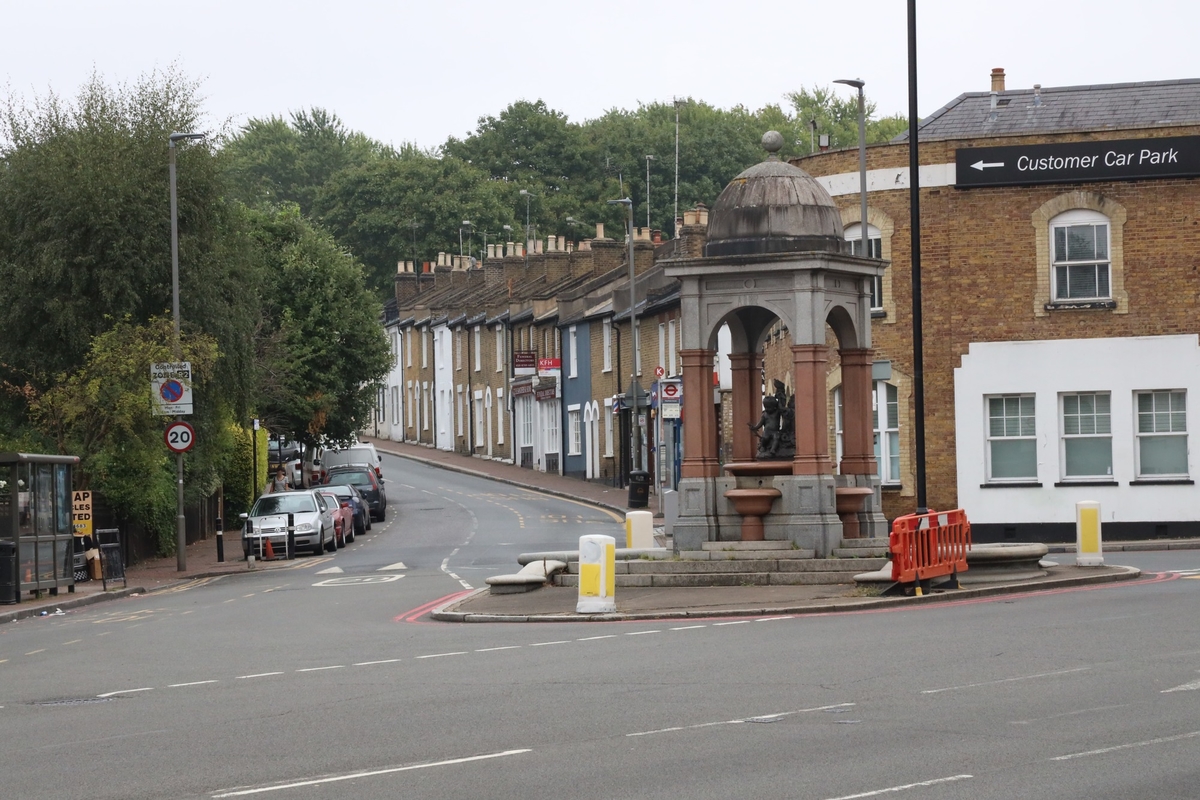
[
  {"xmin": 325, "ymin": 466, "xmax": 387, "ymax": 521},
  {"xmin": 324, "ymin": 483, "xmax": 371, "ymax": 536},
  {"xmin": 267, "ymin": 437, "xmax": 301, "ymax": 467}
]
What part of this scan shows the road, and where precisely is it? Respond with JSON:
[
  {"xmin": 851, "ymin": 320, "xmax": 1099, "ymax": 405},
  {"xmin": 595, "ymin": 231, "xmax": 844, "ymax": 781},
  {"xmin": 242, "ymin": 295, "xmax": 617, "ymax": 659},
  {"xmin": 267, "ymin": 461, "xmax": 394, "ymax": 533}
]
[{"xmin": 2, "ymin": 452, "xmax": 1199, "ymax": 799}]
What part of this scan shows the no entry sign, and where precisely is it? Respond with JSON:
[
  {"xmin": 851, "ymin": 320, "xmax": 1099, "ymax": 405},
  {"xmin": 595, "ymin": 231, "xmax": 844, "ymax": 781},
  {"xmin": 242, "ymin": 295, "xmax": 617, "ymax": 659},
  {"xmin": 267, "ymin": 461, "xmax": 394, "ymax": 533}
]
[{"xmin": 164, "ymin": 421, "xmax": 196, "ymax": 453}]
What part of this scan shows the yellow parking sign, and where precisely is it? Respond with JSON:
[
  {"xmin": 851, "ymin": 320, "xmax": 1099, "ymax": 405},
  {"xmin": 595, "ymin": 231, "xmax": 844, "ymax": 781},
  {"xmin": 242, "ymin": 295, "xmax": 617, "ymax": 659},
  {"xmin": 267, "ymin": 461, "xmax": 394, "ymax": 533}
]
[{"xmin": 73, "ymin": 490, "xmax": 93, "ymax": 536}]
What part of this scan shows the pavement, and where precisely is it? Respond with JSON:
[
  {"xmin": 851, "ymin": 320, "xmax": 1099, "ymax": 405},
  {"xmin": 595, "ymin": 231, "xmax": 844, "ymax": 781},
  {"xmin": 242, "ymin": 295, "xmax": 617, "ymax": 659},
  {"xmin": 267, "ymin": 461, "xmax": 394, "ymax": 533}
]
[{"xmin": 4, "ymin": 434, "xmax": 1197, "ymax": 625}]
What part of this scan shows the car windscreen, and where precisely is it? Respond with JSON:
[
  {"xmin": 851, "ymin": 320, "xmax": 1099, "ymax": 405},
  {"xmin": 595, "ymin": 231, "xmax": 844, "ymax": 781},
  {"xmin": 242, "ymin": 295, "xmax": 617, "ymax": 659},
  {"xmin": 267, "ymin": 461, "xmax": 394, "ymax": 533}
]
[
  {"xmin": 251, "ymin": 495, "xmax": 317, "ymax": 515},
  {"xmin": 326, "ymin": 471, "xmax": 373, "ymax": 488}
]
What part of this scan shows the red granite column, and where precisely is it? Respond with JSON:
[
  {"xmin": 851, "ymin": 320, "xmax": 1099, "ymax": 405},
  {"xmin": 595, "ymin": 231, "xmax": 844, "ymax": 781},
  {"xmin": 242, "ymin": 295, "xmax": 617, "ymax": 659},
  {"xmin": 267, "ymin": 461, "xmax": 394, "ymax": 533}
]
[
  {"xmin": 728, "ymin": 352, "xmax": 759, "ymax": 463},
  {"xmin": 680, "ymin": 349, "xmax": 720, "ymax": 478},
  {"xmin": 791, "ymin": 344, "xmax": 834, "ymax": 476},
  {"xmin": 838, "ymin": 348, "xmax": 878, "ymax": 475}
]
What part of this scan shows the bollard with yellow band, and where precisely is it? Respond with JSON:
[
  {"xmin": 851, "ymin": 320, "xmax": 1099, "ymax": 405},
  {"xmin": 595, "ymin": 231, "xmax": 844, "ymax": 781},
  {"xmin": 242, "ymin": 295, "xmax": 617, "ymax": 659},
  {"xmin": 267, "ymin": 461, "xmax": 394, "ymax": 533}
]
[
  {"xmin": 576, "ymin": 534, "xmax": 616, "ymax": 613},
  {"xmin": 1075, "ymin": 500, "xmax": 1104, "ymax": 566},
  {"xmin": 625, "ymin": 510, "xmax": 654, "ymax": 549}
]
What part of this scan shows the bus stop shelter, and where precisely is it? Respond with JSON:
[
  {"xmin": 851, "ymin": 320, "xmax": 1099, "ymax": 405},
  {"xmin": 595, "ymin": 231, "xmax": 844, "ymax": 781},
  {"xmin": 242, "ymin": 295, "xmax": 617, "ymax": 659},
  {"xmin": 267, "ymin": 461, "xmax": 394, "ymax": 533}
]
[{"xmin": 0, "ymin": 453, "xmax": 80, "ymax": 603}]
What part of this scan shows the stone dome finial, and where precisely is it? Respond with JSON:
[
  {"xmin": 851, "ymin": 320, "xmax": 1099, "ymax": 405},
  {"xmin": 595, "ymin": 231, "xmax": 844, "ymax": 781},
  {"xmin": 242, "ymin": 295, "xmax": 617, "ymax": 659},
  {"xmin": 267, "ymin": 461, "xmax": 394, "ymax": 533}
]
[{"xmin": 761, "ymin": 130, "xmax": 784, "ymax": 159}]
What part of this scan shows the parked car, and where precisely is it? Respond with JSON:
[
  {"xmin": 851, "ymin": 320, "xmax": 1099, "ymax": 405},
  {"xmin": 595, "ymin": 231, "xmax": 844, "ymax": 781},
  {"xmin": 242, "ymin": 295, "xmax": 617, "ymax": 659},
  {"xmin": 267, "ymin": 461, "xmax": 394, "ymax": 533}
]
[
  {"xmin": 324, "ymin": 466, "xmax": 386, "ymax": 521},
  {"xmin": 319, "ymin": 442, "xmax": 382, "ymax": 482},
  {"xmin": 240, "ymin": 489, "xmax": 335, "ymax": 557},
  {"xmin": 324, "ymin": 483, "xmax": 371, "ymax": 536},
  {"xmin": 267, "ymin": 437, "xmax": 300, "ymax": 467},
  {"xmin": 316, "ymin": 488, "xmax": 354, "ymax": 547}
]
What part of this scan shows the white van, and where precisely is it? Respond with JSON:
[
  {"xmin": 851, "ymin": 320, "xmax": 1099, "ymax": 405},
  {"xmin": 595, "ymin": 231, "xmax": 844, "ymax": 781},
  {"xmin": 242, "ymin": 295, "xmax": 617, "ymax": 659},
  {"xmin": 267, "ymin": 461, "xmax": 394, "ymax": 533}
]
[{"xmin": 319, "ymin": 443, "xmax": 382, "ymax": 483}]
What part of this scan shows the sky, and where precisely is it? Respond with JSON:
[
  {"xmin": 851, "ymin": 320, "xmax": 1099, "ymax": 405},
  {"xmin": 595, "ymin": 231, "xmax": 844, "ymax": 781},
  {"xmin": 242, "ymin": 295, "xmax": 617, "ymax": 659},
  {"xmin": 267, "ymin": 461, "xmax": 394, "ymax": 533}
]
[{"xmin": 5, "ymin": 0, "xmax": 1197, "ymax": 150}]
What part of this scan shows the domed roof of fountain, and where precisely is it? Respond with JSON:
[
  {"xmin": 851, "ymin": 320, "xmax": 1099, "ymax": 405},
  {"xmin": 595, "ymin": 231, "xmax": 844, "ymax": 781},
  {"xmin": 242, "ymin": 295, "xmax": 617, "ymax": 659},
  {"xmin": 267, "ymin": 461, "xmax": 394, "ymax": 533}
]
[{"xmin": 704, "ymin": 131, "xmax": 845, "ymax": 257}]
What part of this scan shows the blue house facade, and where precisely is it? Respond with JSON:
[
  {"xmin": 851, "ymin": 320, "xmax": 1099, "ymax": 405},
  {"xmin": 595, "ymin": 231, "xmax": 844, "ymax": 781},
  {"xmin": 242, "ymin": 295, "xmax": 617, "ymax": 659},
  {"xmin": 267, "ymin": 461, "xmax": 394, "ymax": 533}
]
[{"xmin": 560, "ymin": 321, "xmax": 592, "ymax": 480}]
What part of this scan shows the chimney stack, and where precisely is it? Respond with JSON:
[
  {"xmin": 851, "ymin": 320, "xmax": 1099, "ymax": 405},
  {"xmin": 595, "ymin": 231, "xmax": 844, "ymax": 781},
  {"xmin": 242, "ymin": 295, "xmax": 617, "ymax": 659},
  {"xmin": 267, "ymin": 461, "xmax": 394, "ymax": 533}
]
[{"xmin": 991, "ymin": 67, "xmax": 1006, "ymax": 93}]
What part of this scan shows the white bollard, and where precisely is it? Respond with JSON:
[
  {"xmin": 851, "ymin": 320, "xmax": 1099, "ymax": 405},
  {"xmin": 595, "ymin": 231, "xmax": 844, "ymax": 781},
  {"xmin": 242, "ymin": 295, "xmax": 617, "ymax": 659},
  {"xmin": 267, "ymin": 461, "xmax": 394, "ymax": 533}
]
[
  {"xmin": 1075, "ymin": 500, "xmax": 1104, "ymax": 566},
  {"xmin": 576, "ymin": 534, "xmax": 616, "ymax": 613},
  {"xmin": 625, "ymin": 510, "xmax": 654, "ymax": 549}
]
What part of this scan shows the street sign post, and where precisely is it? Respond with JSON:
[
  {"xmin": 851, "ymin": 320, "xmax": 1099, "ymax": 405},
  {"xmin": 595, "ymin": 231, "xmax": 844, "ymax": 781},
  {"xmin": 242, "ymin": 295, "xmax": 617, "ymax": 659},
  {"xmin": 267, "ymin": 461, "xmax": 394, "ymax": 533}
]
[
  {"xmin": 164, "ymin": 421, "xmax": 196, "ymax": 454},
  {"xmin": 955, "ymin": 135, "xmax": 1200, "ymax": 189}
]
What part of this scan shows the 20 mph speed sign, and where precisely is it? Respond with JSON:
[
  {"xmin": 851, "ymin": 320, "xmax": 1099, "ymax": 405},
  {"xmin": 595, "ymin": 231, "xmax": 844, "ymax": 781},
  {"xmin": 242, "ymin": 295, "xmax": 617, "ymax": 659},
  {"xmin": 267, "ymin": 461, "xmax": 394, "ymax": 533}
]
[{"xmin": 164, "ymin": 421, "xmax": 196, "ymax": 453}]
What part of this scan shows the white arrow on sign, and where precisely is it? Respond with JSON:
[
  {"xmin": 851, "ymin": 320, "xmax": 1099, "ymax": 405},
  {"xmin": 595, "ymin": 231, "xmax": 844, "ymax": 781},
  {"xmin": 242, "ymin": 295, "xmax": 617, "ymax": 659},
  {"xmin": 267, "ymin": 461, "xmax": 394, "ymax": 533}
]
[{"xmin": 971, "ymin": 160, "xmax": 1005, "ymax": 171}]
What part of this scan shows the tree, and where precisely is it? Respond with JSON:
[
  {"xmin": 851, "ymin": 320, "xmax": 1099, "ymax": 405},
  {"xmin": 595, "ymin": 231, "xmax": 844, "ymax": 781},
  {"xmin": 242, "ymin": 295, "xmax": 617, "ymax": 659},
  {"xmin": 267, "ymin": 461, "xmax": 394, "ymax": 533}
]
[{"xmin": 246, "ymin": 205, "xmax": 391, "ymax": 449}]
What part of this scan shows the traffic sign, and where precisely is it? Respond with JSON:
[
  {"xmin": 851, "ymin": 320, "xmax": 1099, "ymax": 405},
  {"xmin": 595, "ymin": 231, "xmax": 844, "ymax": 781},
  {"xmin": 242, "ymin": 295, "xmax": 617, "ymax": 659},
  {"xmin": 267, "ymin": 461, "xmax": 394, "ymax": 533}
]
[
  {"xmin": 661, "ymin": 382, "xmax": 680, "ymax": 400},
  {"xmin": 164, "ymin": 421, "xmax": 196, "ymax": 453},
  {"xmin": 955, "ymin": 135, "xmax": 1200, "ymax": 189},
  {"xmin": 654, "ymin": 366, "xmax": 665, "ymax": 378},
  {"xmin": 151, "ymin": 361, "xmax": 193, "ymax": 416}
]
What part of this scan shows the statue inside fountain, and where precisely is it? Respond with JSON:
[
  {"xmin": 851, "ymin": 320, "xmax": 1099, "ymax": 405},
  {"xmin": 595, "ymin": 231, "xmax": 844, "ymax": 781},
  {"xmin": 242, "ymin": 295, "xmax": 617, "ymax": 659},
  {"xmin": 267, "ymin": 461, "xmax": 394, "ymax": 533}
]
[{"xmin": 749, "ymin": 379, "xmax": 795, "ymax": 460}]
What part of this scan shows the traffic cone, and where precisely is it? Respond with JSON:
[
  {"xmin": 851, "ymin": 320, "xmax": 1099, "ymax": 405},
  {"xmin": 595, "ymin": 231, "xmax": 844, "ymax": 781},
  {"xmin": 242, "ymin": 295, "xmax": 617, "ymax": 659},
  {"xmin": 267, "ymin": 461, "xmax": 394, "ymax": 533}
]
[{"xmin": 264, "ymin": 538, "xmax": 275, "ymax": 560}]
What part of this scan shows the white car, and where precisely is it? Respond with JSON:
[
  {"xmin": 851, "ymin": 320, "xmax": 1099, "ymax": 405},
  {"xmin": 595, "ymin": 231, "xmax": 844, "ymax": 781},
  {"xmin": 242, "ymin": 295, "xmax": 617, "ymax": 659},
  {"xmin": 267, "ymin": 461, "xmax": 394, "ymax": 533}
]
[
  {"xmin": 319, "ymin": 442, "xmax": 382, "ymax": 482},
  {"xmin": 240, "ymin": 490, "xmax": 335, "ymax": 558}
]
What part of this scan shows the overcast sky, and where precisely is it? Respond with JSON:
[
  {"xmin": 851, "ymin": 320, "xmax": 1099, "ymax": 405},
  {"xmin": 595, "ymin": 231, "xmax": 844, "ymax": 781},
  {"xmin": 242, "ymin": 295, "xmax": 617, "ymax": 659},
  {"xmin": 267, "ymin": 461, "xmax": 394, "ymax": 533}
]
[{"xmin": 6, "ymin": 0, "xmax": 1196, "ymax": 150}]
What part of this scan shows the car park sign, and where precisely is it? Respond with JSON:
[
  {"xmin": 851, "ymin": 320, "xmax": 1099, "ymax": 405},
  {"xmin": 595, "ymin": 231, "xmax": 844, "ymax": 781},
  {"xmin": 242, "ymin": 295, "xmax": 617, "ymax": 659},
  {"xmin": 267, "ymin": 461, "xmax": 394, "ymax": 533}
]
[{"xmin": 151, "ymin": 361, "xmax": 193, "ymax": 416}]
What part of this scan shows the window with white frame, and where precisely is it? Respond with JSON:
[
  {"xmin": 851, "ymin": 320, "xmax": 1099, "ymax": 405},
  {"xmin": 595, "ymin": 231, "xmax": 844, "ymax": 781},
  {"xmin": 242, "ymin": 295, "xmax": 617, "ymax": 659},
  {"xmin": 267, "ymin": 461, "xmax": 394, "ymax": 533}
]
[
  {"xmin": 1051, "ymin": 209, "xmax": 1110, "ymax": 301},
  {"xmin": 405, "ymin": 331, "xmax": 412, "ymax": 367},
  {"xmin": 1061, "ymin": 392, "xmax": 1112, "ymax": 479},
  {"xmin": 473, "ymin": 326, "xmax": 481, "ymax": 371},
  {"xmin": 844, "ymin": 222, "xmax": 883, "ymax": 310},
  {"xmin": 421, "ymin": 329, "xmax": 428, "ymax": 368},
  {"xmin": 568, "ymin": 325, "xmax": 578, "ymax": 378},
  {"xmin": 456, "ymin": 386, "xmax": 464, "ymax": 436},
  {"xmin": 545, "ymin": 401, "xmax": 561, "ymax": 457},
  {"xmin": 634, "ymin": 324, "xmax": 641, "ymax": 376},
  {"xmin": 391, "ymin": 386, "xmax": 400, "ymax": 426},
  {"xmin": 602, "ymin": 318, "xmax": 612, "ymax": 372},
  {"xmin": 658, "ymin": 323, "xmax": 666, "ymax": 375},
  {"xmin": 495, "ymin": 325, "xmax": 504, "ymax": 372},
  {"xmin": 987, "ymin": 395, "xmax": 1037, "ymax": 480},
  {"xmin": 422, "ymin": 381, "xmax": 430, "ymax": 431},
  {"xmin": 567, "ymin": 405, "xmax": 582, "ymax": 455},
  {"xmin": 475, "ymin": 391, "xmax": 485, "ymax": 447},
  {"xmin": 1136, "ymin": 390, "xmax": 1188, "ymax": 477},
  {"xmin": 668, "ymin": 319, "xmax": 677, "ymax": 377},
  {"xmin": 455, "ymin": 331, "xmax": 462, "ymax": 371},
  {"xmin": 554, "ymin": 328, "xmax": 560, "ymax": 359},
  {"xmin": 407, "ymin": 381, "xmax": 414, "ymax": 429},
  {"xmin": 603, "ymin": 397, "xmax": 614, "ymax": 456},
  {"xmin": 520, "ymin": 396, "xmax": 534, "ymax": 447},
  {"xmin": 833, "ymin": 381, "xmax": 900, "ymax": 484}
]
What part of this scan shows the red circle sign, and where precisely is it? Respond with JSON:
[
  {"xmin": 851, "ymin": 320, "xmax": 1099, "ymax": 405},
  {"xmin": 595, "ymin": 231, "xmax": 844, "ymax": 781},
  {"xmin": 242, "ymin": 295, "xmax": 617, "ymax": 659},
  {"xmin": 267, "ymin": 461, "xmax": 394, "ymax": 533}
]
[
  {"xmin": 662, "ymin": 383, "xmax": 679, "ymax": 398},
  {"xmin": 164, "ymin": 421, "xmax": 196, "ymax": 453},
  {"xmin": 654, "ymin": 366, "xmax": 665, "ymax": 378}
]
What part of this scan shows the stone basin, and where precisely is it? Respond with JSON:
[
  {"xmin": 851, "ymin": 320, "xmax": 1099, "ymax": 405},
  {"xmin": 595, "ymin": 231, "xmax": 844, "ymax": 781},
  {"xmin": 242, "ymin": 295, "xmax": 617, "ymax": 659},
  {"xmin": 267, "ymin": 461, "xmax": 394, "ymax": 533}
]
[
  {"xmin": 723, "ymin": 487, "xmax": 782, "ymax": 542},
  {"xmin": 834, "ymin": 487, "xmax": 874, "ymax": 539}
]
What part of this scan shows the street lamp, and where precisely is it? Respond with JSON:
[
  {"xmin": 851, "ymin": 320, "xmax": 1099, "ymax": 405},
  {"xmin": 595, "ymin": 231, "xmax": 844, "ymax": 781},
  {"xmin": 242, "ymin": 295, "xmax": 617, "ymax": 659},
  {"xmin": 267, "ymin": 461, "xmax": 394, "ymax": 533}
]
[
  {"xmin": 519, "ymin": 190, "xmax": 535, "ymax": 268},
  {"xmin": 833, "ymin": 80, "xmax": 869, "ymax": 264},
  {"xmin": 607, "ymin": 197, "xmax": 641, "ymax": 477},
  {"xmin": 168, "ymin": 130, "xmax": 205, "ymax": 571},
  {"xmin": 644, "ymin": 154, "xmax": 656, "ymax": 230}
]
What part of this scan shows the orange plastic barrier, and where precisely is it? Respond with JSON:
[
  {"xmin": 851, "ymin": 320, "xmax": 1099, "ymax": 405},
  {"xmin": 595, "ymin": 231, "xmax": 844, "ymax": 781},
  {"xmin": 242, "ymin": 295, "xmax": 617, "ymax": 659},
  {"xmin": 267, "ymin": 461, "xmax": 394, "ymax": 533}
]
[{"xmin": 889, "ymin": 509, "xmax": 971, "ymax": 584}]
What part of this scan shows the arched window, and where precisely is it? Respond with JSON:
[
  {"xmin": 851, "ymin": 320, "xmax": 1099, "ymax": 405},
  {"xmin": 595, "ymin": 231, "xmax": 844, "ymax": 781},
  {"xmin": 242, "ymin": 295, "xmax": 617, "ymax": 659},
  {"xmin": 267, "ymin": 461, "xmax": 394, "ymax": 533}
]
[
  {"xmin": 844, "ymin": 222, "xmax": 883, "ymax": 310},
  {"xmin": 1050, "ymin": 209, "xmax": 1110, "ymax": 301}
]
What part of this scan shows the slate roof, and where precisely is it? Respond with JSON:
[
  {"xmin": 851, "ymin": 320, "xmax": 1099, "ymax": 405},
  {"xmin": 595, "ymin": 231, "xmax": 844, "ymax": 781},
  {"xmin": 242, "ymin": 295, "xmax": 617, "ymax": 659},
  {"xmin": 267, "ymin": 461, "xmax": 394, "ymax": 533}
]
[{"xmin": 895, "ymin": 78, "xmax": 1200, "ymax": 142}]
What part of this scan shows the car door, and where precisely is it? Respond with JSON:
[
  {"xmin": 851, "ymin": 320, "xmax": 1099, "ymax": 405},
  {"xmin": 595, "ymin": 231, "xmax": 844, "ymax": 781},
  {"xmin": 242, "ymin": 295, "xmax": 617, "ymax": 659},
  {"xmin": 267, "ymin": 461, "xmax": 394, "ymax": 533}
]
[{"xmin": 315, "ymin": 492, "xmax": 334, "ymax": 541}]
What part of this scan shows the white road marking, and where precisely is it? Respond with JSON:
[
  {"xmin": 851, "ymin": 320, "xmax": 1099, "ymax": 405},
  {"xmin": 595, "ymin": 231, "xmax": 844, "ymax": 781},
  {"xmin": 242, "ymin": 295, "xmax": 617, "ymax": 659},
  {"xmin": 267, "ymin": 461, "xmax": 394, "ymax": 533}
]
[
  {"xmin": 379, "ymin": 562, "xmax": 407, "ymax": 571},
  {"xmin": 1162, "ymin": 677, "xmax": 1200, "ymax": 693},
  {"xmin": 1050, "ymin": 730, "xmax": 1200, "ymax": 761},
  {"xmin": 627, "ymin": 703, "xmax": 855, "ymax": 737},
  {"xmin": 529, "ymin": 641, "xmax": 569, "ymax": 647},
  {"xmin": 236, "ymin": 672, "xmax": 283, "ymax": 680},
  {"xmin": 97, "ymin": 687, "xmax": 153, "ymax": 698},
  {"xmin": 757, "ymin": 616, "xmax": 794, "ymax": 622},
  {"xmin": 315, "ymin": 566, "xmax": 343, "ymax": 574},
  {"xmin": 296, "ymin": 665, "xmax": 344, "ymax": 673},
  {"xmin": 714, "ymin": 620, "xmax": 750, "ymax": 626},
  {"xmin": 169, "ymin": 680, "xmax": 218, "ymax": 688},
  {"xmin": 822, "ymin": 774, "xmax": 974, "ymax": 800},
  {"xmin": 210, "ymin": 748, "xmax": 533, "ymax": 797},
  {"xmin": 476, "ymin": 646, "xmax": 521, "ymax": 652},
  {"xmin": 313, "ymin": 575, "xmax": 403, "ymax": 586},
  {"xmin": 25, "ymin": 649, "xmax": 45, "ymax": 655},
  {"xmin": 1010, "ymin": 704, "xmax": 1129, "ymax": 725},
  {"xmin": 578, "ymin": 635, "xmax": 617, "ymax": 641},
  {"xmin": 626, "ymin": 630, "xmax": 660, "ymax": 636},
  {"xmin": 670, "ymin": 625, "xmax": 707, "ymax": 631},
  {"xmin": 921, "ymin": 667, "xmax": 1091, "ymax": 694},
  {"xmin": 416, "ymin": 652, "xmax": 467, "ymax": 659},
  {"xmin": 354, "ymin": 659, "xmax": 401, "ymax": 666}
]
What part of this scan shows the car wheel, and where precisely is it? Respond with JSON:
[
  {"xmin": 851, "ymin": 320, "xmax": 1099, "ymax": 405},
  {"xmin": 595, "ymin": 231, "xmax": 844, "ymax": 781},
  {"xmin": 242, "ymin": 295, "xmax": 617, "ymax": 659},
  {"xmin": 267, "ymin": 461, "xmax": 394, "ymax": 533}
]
[
  {"xmin": 354, "ymin": 514, "xmax": 365, "ymax": 537},
  {"xmin": 345, "ymin": 521, "xmax": 355, "ymax": 544},
  {"xmin": 335, "ymin": 524, "xmax": 344, "ymax": 549},
  {"xmin": 365, "ymin": 513, "xmax": 372, "ymax": 531},
  {"xmin": 325, "ymin": 527, "xmax": 337, "ymax": 553},
  {"xmin": 312, "ymin": 529, "xmax": 325, "ymax": 556}
]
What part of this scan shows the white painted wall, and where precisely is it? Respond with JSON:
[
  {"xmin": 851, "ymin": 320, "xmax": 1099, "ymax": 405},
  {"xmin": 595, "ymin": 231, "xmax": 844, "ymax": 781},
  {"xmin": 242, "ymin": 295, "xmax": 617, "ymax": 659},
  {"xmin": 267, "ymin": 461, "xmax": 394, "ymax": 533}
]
[{"xmin": 955, "ymin": 335, "xmax": 1200, "ymax": 525}]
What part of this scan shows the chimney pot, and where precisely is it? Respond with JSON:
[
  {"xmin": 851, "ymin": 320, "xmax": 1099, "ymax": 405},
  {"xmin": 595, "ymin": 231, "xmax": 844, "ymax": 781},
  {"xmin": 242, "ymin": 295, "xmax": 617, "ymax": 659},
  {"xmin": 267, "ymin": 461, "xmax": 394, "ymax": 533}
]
[
  {"xmin": 990, "ymin": 67, "xmax": 1006, "ymax": 93},
  {"xmin": 595, "ymin": 223, "xmax": 605, "ymax": 239}
]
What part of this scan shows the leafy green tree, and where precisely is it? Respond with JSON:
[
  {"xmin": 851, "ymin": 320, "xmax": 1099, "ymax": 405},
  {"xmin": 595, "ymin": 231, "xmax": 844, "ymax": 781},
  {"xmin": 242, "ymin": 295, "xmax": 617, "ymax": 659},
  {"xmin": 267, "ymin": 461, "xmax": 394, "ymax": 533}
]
[
  {"xmin": 223, "ymin": 108, "xmax": 387, "ymax": 215},
  {"xmin": 786, "ymin": 86, "xmax": 910, "ymax": 152},
  {"xmin": 246, "ymin": 205, "xmax": 391, "ymax": 449}
]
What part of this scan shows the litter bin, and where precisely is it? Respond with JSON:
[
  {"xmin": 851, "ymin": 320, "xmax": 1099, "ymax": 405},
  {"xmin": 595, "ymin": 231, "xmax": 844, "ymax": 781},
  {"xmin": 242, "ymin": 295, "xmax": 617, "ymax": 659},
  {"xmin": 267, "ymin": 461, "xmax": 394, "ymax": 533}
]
[
  {"xmin": 0, "ymin": 541, "xmax": 16, "ymax": 605},
  {"xmin": 627, "ymin": 470, "xmax": 650, "ymax": 509}
]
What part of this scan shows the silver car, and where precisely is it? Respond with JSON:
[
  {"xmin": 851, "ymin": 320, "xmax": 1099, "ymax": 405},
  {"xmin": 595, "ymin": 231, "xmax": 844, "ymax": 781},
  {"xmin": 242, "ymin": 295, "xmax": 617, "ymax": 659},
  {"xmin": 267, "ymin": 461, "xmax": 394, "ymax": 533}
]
[{"xmin": 240, "ymin": 490, "xmax": 335, "ymax": 558}]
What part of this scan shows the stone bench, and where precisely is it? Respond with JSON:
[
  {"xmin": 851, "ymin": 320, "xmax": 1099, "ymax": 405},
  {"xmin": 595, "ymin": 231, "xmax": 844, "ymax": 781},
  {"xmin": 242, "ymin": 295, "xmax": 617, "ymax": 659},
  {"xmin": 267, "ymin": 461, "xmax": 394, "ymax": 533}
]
[{"xmin": 486, "ymin": 560, "xmax": 567, "ymax": 594}]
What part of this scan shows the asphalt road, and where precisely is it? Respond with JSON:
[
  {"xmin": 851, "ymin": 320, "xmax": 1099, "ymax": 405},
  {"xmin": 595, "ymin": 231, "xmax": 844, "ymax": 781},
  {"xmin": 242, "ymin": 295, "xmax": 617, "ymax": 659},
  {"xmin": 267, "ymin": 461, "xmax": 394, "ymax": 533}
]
[{"xmin": 2, "ymin": 453, "xmax": 1199, "ymax": 799}]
